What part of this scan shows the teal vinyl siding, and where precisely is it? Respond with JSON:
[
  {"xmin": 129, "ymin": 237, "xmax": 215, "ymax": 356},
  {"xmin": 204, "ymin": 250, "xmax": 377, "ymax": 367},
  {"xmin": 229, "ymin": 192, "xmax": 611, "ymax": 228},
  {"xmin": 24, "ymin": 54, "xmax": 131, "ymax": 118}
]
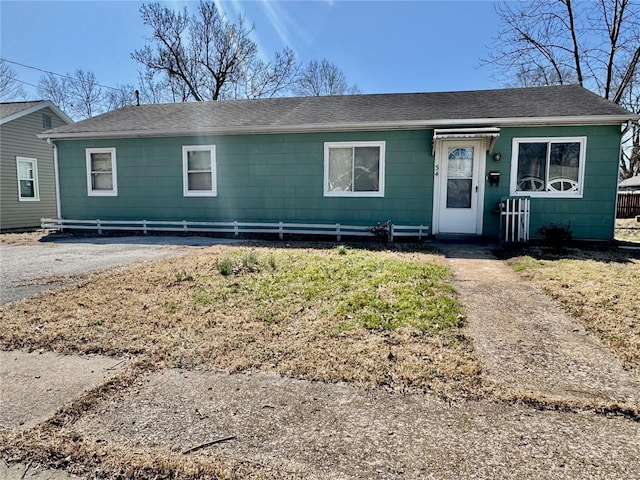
[
  {"xmin": 54, "ymin": 124, "xmax": 621, "ymax": 240},
  {"xmin": 55, "ymin": 130, "xmax": 435, "ymax": 228},
  {"xmin": 481, "ymin": 125, "xmax": 622, "ymax": 240}
]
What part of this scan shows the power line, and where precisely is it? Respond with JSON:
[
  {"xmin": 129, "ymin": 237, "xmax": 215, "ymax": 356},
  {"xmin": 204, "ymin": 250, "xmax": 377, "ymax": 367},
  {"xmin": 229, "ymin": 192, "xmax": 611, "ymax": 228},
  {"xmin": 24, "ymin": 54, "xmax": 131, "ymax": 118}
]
[
  {"xmin": 6, "ymin": 76, "xmax": 39, "ymax": 89},
  {"xmin": 1, "ymin": 58, "xmax": 125, "ymax": 91}
]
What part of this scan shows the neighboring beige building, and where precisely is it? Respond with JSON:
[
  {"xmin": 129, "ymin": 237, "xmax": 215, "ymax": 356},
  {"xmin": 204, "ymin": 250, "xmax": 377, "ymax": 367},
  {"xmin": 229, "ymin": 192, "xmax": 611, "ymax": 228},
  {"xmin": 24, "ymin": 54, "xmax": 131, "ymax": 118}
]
[{"xmin": 1, "ymin": 101, "xmax": 72, "ymax": 231}]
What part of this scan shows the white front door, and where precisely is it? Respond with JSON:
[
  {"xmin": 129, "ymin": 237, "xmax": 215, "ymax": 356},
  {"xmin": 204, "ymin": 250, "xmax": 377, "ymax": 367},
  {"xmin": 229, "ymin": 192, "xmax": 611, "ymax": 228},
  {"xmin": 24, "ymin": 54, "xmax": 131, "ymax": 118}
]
[{"xmin": 435, "ymin": 140, "xmax": 484, "ymax": 234}]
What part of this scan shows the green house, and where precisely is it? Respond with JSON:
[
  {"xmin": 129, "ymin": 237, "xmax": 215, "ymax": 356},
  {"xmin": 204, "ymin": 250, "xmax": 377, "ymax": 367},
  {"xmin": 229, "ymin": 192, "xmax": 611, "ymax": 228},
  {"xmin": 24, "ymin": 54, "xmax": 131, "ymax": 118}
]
[{"xmin": 39, "ymin": 85, "xmax": 638, "ymax": 241}]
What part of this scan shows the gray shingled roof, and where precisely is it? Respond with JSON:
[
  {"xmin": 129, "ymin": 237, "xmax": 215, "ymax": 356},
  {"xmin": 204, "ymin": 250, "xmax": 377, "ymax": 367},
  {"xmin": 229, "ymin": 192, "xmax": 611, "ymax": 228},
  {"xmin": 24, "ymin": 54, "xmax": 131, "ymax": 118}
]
[
  {"xmin": 40, "ymin": 85, "xmax": 637, "ymax": 139},
  {"xmin": 0, "ymin": 101, "xmax": 47, "ymax": 119}
]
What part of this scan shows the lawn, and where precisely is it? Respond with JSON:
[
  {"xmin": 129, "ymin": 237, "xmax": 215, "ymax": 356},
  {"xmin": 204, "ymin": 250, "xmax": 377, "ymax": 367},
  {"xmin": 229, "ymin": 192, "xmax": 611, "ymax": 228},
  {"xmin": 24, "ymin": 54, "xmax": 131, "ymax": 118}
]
[
  {"xmin": 507, "ymin": 246, "xmax": 640, "ymax": 373},
  {"xmin": 0, "ymin": 243, "xmax": 481, "ymax": 396},
  {"xmin": 615, "ymin": 217, "xmax": 640, "ymax": 243}
]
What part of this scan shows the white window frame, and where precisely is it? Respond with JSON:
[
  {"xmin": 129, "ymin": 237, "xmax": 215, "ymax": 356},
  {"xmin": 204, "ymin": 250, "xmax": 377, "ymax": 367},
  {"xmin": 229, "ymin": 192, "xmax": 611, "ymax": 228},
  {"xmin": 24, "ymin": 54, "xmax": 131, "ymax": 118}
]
[
  {"xmin": 323, "ymin": 141, "xmax": 386, "ymax": 197},
  {"xmin": 16, "ymin": 157, "xmax": 39, "ymax": 201},
  {"xmin": 182, "ymin": 145, "xmax": 217, "ymax": 197},
  {"xmin": 509, "ymin": 136, "xmax": 586, "ymax": 198},
  {"xmin": 86, "ymin": 148, "xmax": 118, "ymax": 196}
]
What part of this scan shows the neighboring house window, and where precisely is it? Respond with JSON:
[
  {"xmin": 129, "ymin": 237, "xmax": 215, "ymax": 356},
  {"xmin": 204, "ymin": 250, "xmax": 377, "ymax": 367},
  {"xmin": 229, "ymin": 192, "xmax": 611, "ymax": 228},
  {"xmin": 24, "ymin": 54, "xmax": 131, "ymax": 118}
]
[
  {"xmin": 510, "ymin": 137, "xmax": 586, "ymax": 197},
  {"xmin": 16, "ymin": 157, "xmax": 39, "ymax": 201},
  {"xmin": 86, "ymin": 148, "xmax": 118, "ymax": 196},
  {"xmin": 324, "ymin": 141, "xmax": 385, "ymax": 197},
  {"xmin": 183, "ymin": 145, "xmax": 217, "ymax": 196},
  {"xmin": 43, "ymin": 114, "xmax": 52, "ymax": 129}
]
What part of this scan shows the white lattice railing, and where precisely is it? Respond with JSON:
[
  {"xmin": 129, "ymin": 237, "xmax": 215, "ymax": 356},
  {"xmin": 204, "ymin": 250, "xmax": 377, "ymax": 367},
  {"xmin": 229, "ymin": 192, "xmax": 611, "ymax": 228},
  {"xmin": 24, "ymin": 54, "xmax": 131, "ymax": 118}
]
[{"xmin": 41, "ymin": 218, "xmax": 429, "ymax": 242}]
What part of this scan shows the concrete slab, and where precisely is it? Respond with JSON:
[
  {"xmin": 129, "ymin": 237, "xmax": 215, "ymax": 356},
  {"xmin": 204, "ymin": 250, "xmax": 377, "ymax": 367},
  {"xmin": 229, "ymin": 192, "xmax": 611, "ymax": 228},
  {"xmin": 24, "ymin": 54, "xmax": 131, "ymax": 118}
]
[
  {"xmin": 74, "ymin": 369, "xmax": 640, "ymax": 480},
  {"xmin": 0, "ymin": 460, "xmax": 83, "ymax": 480},
  {"xmin": 0, "ymin": 350, "xmax": 126, "ymax": 429}
]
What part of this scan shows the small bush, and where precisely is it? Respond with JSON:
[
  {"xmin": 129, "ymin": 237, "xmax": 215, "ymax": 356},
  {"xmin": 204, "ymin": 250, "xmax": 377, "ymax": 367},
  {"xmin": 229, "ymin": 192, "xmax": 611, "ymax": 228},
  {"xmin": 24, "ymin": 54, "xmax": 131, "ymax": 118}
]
[
  {"xmin": 537, "ymin": 223, "xmax": 573, "ymax": 250},
  {"xmin": 368, "ymin": 221, "xmax": 391, "ymax": 244},
  {"xmin": 217, "ymin": 256, "xmax": 236, "ymax": 276},
  {"xmin": 241, "ymin": 250, "xmax": 260, "ymax": 272},
  {"xmin": 174, "ymin": 270, "xmax": 194, "ymax": 282}
]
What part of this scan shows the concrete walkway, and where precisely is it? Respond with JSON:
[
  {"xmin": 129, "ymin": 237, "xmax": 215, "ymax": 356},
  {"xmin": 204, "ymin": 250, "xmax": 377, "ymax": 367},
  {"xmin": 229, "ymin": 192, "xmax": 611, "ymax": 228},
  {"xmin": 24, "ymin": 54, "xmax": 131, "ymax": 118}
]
[{"xmin": 439, "ymin": 244, "xmax": 640, "ymax": 408}]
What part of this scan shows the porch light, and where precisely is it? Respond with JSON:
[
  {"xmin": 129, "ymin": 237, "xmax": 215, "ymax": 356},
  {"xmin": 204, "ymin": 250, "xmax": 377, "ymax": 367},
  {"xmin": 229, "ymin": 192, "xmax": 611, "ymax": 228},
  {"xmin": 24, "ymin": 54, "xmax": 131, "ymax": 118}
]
[{"xmin": 493, "ymin": 152, "xmax": 502, "ymax": 162}]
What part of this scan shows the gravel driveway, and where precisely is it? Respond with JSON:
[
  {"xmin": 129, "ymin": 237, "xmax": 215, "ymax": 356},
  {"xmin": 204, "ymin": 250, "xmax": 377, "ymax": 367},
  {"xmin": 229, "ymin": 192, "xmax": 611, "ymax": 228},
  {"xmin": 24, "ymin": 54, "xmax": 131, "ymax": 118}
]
[{"xmin": 0, "ymin": 235, "xmax": 238, "ymax": 305}]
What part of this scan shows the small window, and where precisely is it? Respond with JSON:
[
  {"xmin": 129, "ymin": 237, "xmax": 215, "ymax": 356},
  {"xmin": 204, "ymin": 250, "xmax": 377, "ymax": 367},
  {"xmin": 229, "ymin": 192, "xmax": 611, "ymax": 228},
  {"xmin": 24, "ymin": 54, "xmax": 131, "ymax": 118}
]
[
  {"xmin": 43, "ymin": 114, "xmax": 52, "ymax": 129},
  {"xmin": 183, "ymin": 145, "xmax": 217, "ymax": 197},
  {"xmin": 16, "ymin": 157, "xmax": 39, "ymax": 201},
  {"xmin": 510, "ymin": 137, "xmax": 586, "ymax": 197},
  {"xmin": 324, "ymin": 141, "xmax": 385, "ymax": 197},
  {"xmin": 86, "ymin": 148, "xmax": 117, "ymax": 196}
]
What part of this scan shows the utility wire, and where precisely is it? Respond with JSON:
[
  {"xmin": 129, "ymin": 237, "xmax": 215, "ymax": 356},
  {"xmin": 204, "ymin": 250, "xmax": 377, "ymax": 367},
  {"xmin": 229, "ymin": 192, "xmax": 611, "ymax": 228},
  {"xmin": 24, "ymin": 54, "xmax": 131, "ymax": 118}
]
[{"xmin": 1, "ymin": 57, "xmax": 125, "ymax": 91}]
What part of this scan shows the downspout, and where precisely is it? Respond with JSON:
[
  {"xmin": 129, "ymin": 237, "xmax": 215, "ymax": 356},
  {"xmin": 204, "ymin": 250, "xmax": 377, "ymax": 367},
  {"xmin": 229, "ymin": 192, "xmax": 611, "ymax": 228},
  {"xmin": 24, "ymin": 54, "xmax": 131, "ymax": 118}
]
[{"xmin": 47, "ymin": 138, "xmax": 61, "ymax": 220}]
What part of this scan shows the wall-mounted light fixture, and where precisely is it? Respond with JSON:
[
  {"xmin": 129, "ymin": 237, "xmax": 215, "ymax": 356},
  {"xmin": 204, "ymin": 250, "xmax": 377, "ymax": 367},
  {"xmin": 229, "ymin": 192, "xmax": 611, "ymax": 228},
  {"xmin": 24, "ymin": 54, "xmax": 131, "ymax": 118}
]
[{"xmin": 493, "ymin": 152, "xmax": 502, "ymax": 162}]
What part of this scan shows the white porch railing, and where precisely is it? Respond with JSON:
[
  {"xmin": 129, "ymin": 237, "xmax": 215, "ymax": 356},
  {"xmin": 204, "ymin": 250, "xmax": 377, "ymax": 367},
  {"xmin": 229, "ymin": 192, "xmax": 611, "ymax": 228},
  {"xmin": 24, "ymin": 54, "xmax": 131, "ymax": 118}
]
[
  {"xmin": 499, "ymin": 196, "xmax": 530, "ymax": 243},
  {"xmin": 41, "ymin": 218, "xmax": 429, "ymax": 242}
]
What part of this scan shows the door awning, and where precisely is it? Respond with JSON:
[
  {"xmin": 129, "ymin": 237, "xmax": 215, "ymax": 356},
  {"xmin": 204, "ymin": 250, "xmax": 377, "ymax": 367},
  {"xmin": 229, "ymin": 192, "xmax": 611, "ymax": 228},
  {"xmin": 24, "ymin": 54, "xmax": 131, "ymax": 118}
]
[{"xmin": 432, "ymin": 127, "xmax": 500, "ymax": 155}]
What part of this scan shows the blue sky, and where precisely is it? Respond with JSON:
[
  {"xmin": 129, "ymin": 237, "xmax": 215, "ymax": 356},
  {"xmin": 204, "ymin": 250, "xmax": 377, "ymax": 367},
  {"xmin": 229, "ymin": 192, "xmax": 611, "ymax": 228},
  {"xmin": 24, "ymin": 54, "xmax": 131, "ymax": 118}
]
[{"xmin": 1, "ymin": 0, "xmax": 502, "ymax": 99}]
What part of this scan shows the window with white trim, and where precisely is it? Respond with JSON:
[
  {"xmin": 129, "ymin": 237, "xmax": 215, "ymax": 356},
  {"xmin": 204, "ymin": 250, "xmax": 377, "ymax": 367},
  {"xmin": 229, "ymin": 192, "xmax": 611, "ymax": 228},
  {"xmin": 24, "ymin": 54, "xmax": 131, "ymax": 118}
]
[
  {"xmin": 324, "ymin": 141, "xmax": 385, "ymax": 197},
  {"xmin": 16, "ymin": 157, "xmax": 39, "ymax": 201},
  {"xmin": 510, "ymin": 137, "xmax": 586, "ymax": 197},
  {"xmin": 86, "ymin": 148, "xmax": 117, "ymax": 196},
  {"xmin": 182, "ymin": 145, "xmax": 217, "ymax": 196}
]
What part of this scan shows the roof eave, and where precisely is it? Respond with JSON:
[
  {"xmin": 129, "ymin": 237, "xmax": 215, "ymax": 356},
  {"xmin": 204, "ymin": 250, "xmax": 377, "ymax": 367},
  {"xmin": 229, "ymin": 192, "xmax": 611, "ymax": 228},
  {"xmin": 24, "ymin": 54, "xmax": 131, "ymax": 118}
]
[
  {"xmin": 1, "ymin": 100, "xmax": 74, "ymax": 126},
  {"xmin": 38, "ymin": 114, "xmax": 638, "ymax": 140}
]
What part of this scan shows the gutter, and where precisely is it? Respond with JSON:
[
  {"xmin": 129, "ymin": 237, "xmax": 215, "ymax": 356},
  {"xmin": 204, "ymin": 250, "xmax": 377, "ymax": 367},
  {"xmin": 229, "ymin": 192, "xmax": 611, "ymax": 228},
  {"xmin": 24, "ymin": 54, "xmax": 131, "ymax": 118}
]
[
  {"xmin": 37, "ymin": 114, "xmax": 640, "ymax": 141},
  {"xmin": 47, "ymin": 139, "xmax": 61, "ymax": 219}
]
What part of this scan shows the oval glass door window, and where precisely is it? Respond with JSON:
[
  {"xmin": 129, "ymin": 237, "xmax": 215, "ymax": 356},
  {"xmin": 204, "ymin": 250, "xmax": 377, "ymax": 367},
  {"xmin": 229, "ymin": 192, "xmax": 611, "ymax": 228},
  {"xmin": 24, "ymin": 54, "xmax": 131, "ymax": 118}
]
[{"xmin": 446, "ymin": 147, "xmax": 473, "ymax": 208}]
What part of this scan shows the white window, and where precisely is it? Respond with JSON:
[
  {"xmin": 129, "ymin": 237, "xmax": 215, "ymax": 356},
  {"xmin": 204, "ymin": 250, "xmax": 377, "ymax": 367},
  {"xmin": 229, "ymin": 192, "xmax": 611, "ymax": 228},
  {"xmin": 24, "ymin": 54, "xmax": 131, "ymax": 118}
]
[
  {"xmin": 183, "ymin": 145, "xmax": 217, "ymax": 197},
  {"xmin": 16, "ymin": 157, "xmax": 39, "ymax": 201},
  {"xmin": 86, "ymin": 148, "xmax": 117, "ymax": 196},
  {"xmin": 510, "ymin": 137, "xmax": 586, "ymax": 198},
  {"xmin": 324, "ymin": 141, "xmax": 385, "ymax": 197}
]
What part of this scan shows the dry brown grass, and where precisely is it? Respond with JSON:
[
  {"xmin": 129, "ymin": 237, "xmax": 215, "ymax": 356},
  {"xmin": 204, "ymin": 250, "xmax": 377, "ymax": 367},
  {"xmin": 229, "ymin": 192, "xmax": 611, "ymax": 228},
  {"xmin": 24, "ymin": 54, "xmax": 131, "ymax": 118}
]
[
  {"xmin": 615, "ymin": 218, "xmax": 640, "ymax": 243},
  {"xmin": 508, "ymin": 247, "xmax": 640, "ymax": 373},
  {"xmin": 0, "ymin": 244, "xmax": 480, "ymax": 397}
]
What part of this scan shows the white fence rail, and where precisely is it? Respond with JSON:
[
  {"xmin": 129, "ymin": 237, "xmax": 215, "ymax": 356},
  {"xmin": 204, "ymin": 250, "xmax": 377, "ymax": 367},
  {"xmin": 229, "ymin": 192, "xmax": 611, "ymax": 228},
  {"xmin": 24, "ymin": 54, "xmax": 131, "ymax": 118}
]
[
  {"xmin": 499, "ymin": 196, "xmax": 530, "ymax": 243},
  {"xmin": 41, "ymin": 218, "xmax": 430, "ymax": 242}
]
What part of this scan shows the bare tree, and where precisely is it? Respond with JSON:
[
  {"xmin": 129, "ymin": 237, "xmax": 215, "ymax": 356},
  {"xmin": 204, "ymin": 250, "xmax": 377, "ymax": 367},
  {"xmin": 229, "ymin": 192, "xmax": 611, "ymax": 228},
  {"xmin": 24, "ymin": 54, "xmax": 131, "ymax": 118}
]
[
  {"xmin": 483, "ymin": 0, "xmax": 640, "ymax": 178},
  {"xmin": 132, "ymin": 1, "xmax": 297, "ymax": 101},
  {"xmin": 294, "ymin": 59, "xmax": 360, "ymax": 97},
  {"xmin": 105, "ymin": 84, "xmax": 137, "ymax": 111},
  {"xmin": 68, "ymin": 69, "xmax": 103, "ymax": 118},
  {"xmin": 37, "ymin": 73, "xmax": 72, "ymax": 112},
  {"xmin": 0, "ymin": 60, "xmax": 26, "ymax": 101}
]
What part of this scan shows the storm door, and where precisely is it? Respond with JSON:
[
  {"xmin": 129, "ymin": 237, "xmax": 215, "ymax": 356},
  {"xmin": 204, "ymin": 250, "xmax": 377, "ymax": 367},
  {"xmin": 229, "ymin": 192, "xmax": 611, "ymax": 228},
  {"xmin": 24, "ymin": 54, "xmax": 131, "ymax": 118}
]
[{"xmin": 436, "ymin": 140, "xmax": 483, "ymax": 234}]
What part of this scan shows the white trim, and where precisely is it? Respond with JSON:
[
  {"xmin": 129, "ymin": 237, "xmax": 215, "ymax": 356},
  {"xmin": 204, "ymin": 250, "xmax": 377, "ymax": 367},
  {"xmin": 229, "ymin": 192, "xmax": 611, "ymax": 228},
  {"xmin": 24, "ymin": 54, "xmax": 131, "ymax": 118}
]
[
  {"xmin": 182, "ymin": 145, "xmax": 217, "ymax": 197},
  {"xmin": 509, "ymin": 136, "xmax": 587, "ymax": 198},
  {"xmin": 323, "ymin": 141, "xmax": 385, "ymax": 197},
  {"xmin": 37, "ymin": 115, "xmax": 638, "ymax": 140},
  {"xmin": 1, "ymin": 100, "xmax": 73, "ymax": 126},
  {"xmin": 49, "ymin": 140, "xmax": 61, "ymax": 218},
  {"xmin": 16, "ymin": 156, "xmax": 40, "ymax": 201},
  {"xmin": 86, "ymin": 148, "xmax": 118, "ymax": 196}
]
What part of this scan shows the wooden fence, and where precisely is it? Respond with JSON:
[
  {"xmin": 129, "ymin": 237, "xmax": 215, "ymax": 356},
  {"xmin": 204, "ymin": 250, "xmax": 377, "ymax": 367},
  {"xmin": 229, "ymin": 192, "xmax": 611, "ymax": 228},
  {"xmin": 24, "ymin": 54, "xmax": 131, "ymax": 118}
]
[{"xmin": 617, "ymin": 192, "xmax": 640, "ymax": 218}]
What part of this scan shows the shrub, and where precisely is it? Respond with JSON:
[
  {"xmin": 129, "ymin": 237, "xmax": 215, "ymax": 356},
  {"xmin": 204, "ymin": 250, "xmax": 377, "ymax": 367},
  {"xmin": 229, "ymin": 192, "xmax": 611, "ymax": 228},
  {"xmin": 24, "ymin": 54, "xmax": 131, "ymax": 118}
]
[
  {"xmin": 368, "ymin": 221, "xmax": 391, "ymax": 244},
  {"xmin": 537, "ymin": 223, "xmax": 573, "ymax": 251},
  {"xmin": 217, "ymin": 256, "xmax": 236, "ymax": 276}
]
